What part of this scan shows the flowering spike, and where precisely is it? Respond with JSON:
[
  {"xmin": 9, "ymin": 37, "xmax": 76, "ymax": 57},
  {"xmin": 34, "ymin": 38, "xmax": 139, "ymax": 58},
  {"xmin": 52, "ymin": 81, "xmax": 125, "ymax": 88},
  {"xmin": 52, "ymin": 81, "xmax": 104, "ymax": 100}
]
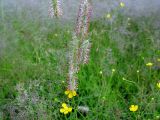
[
  {"xmin": 48, "ymin": 1, "xmax": 54, "ymax": 18},
  {"xmin": 56, "ymin": 0, "xmax": 63, "ymax": 16},
  {"xmin": 81, "ymin": 40, "xmax": 91, "ymax": 64},
  {"xmin": 68, "ymin": 33, "xmax": 79, "ymax": 90},
  {"xmin": 67, "ymin": 0, "xmax": 92, "ymax": 91},
  {"xmin": 75, "ymin": 0, "xmax": 92, "ymax": 36},
  {"xmin": 48, "ymin": 0, "xmax": 63, "ymax": 18}
]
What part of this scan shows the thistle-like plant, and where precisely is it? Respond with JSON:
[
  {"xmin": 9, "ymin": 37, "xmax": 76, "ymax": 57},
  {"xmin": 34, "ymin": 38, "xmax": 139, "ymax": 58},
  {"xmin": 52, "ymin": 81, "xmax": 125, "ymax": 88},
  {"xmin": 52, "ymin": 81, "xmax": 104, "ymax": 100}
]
[
  {"xmin": 75, "ymin": 0, "xmax": 92, "ymax": 37},
  {"xmin": 68, "ymin": 33, "xmax": 79, "ymax": 90},
  {"xmin": 67, "ymin": 0, "xmax": 92, "ymax": 91},
  {"xmin": 48, "ymin": 0, "xmax": 63, "ymax": 18}
]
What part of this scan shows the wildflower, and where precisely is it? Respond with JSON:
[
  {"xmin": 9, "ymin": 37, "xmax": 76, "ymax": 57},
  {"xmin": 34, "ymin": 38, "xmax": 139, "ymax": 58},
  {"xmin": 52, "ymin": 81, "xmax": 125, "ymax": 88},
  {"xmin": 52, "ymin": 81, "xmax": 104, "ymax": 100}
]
[
  {"xmin": 157, "ymin": 58, "xmax": 160, "ymax": 62},
  {"xmin": 137, "ymin": 70, "xmax": 139, "ymax": 73},
  {"xmin": 60, "ymin": 103, "xmax": 72, "ymax": 114},
  {"xmin": 106, "ymin": 13, "xmax": 111, "ymax": 19},
  {"xmin": 129, "ymin": 105, "xmax": 138, "ymax": 112},
  {"xmin": 68, "ymin": 33, "xmax": 79, "ymax": 91},
  {"xmin": 127, "ymin": 17, "xmax": 131, "ymax": 21},
  {"xmin": 112, "ymin": 69, "xmax": 115, "ymax": 73},
  {"xmin": 99, "ymin": 71, "xmax": 103, "ymax": 74},
  {"xmin": 62, "ymin": 81, "xmax": 65, "ymax": 83},
  {"xmin": 68, "ymin": 0, "xmax": 92, "ymax": 91},
  {"xmin": 146, "ymin": 62, "xmax": 153, "ymax": 67},
  {"xmin": 75, "ymin": 0, "xmax": 92, "ymax": 35},
  {"xmin": 82, "ymin": 40, "xmax": 91, "ymax": 64},
  {"xmin": 48, "ymin": 0, "xmax": 55, "ymax": 18},
  {"xmin": 157, "ymin": 82, "xmax": 160, "ymax": 89},
  {"xmin": 120, "ymin": 2, "xmax": 125, "ymax": 7},
  {"xmin": 156, "ymin": 116, "xmax": 160, "ymax": 119},
  {"xmin": 65, "ymin": 90, "xmax": 77, "ymax": 98},
  {"xmin": 55, "ymin": 34, "xmax": 58, "ymax": 37},
  {"xmin": 48, "ymin": 0, "xmax": 63, "ymax": 18}
]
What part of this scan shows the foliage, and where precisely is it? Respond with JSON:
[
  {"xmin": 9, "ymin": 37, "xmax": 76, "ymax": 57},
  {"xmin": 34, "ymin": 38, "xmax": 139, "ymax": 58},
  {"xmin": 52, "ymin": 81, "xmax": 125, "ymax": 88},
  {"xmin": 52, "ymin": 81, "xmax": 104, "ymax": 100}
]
[{"xmin": 0, "ymin": 2, "xmax": 160, "ymax": 119}]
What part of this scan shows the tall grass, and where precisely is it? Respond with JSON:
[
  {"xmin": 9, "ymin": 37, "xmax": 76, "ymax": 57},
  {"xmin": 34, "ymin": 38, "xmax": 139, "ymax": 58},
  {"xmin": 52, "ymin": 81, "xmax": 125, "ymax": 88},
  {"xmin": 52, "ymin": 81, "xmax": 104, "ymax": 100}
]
[{"xmin": 0, "ymin": 1, "xmax": 160, "ymax": 120}]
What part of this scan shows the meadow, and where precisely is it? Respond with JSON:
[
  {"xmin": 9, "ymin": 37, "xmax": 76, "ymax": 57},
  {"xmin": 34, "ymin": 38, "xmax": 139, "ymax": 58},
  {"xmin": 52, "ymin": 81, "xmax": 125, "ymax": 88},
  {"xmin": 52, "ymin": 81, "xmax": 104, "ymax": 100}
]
[{"xmin": 0, "ymin": 1, "xmax": 160, "ymax": 120}]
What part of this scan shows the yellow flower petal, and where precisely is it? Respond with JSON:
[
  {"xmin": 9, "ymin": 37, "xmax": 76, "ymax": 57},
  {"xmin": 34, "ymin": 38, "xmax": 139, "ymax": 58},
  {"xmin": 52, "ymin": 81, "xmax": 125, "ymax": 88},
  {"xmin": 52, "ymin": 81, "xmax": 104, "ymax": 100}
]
[
  {"xmin": 112, "ymin": 69, "xmax": 115, "ymax": 73},
  {"xmin": 62, "ymin": 103, "xmax": 67, "ymax": 108},
  {"xmin": 68, "ymin": 107, "xmax": 72, "ymax": 112},
  {"xmin": 106, "ymin": 14, "xmax": 111, "ymax": 19},
  {"xmin": 72, "ymin": 91, "xmax": 77, "ymax": 96},
  {"xmin": 68, "ymin": 93, "xmax": 73, "ymax": 98},
  {"xmin": 157, "ymin": 82, "xmax": 160, "ymax": 88},
  {"xmin": 129, "ymin": 105, "xmax": 138, "ymax": 112},
  {"xmin": 99, "ymin": 71, "xmax": 103, "ymax": 74},
  {"xmin": 60, "ymin": 108, "xmax": 65, "ymax": 113},
  {"xmin": 64, "ymin": 110, "xmax": 69, "ymax": 115},
  {"xmin": 65, "ymin": 90, "xmax": 70, "ymax": 95},
  {"xmin": 146, "ymin": 62, "xmax": 153, "ymax": 66},
  {"xmin": 120, "ymin": 2, "xmax": 125, "ymax": 7},
  {"xmin": 158, "ymin": 59, "xmax": 160, "ymax": 62}
]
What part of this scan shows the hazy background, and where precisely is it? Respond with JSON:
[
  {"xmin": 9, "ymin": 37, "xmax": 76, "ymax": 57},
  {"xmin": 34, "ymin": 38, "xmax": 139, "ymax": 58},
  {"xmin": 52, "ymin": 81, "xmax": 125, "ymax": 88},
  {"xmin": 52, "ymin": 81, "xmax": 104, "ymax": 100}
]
[
  {"xmin": 1, "ymin": 0, "xmax": 160, "ymax": 21},
  {"xmin": 0, "ymin": 0, "xmax": 160, "ymax": 50}
]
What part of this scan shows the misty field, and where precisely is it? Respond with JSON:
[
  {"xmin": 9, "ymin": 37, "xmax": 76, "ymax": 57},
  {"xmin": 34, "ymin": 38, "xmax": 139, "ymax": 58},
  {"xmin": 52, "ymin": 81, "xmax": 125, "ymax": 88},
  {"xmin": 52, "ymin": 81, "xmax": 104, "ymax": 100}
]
[{"xmin": 0, "ymin": 0, "xmax": 160, "ymax": 120}]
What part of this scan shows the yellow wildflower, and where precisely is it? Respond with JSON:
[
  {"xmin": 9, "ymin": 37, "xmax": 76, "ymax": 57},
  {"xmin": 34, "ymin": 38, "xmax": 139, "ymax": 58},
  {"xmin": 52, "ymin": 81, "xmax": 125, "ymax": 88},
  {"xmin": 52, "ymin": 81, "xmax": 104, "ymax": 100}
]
[
  {"xmin": 129, "ymin": 105, "xmax": 138, "ymax": 112},
  {"xmin": 106, "ymin": 13, "xmax": 111, "ymax": 19},
  {"xmin": 157, "ymin": 58, "xmax": 160, "ymax": 62},
  {"xmin": 65, "ymin": 90, "xmax": 77, "ymax": 99},
  {"xmin": 99, "ymin": 71, "xmax": 103, "ymax": 74},
  {"xmin": 62, "ymin": 81, "xmax": 65, "ymax": 83},
  {"xmin": 156, "ymin": 116, "xmax": 160, "ymax": 119},
  {"xmin": 146, "ymin": 62, "xmax": 153, "ymax": 66},
  {"xmin": 157, "ymin": 82, "xmax": 160, "ymax": 89},
  {"xmin": 55, "ymin": 34, "xmax": 58, "ymax": 37},
  {"xmin": 112, "ymin": 69, "xmax": 115, "ymax": 73},
  {"xmin": 120, "ymin": 2, "xmax": 125, "ymax": 7},
  {"xmin": 60, "ymin": 103, "xmax": 72, "ymax": 115}
]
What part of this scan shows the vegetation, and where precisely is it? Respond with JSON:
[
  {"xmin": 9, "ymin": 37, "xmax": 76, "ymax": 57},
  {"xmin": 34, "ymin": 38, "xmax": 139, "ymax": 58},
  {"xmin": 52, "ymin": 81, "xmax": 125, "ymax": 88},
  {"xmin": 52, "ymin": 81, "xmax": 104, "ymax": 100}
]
[{"xmin": 0, "ymin": 1, "xmax": 160, "ymax": 120}]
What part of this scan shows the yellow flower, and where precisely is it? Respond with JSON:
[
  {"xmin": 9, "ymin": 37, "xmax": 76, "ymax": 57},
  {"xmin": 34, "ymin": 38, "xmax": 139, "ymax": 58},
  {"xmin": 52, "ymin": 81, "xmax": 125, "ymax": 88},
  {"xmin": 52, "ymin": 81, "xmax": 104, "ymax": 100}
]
[
  {"xmin": 146, "ymin": 62, "xmax": 153, "ymax": 66},
  {"xmin": 112, "ymin": 69, "xmax": 115, "ymax": 73},
  {"xmin": 156, "ymin": 116, "xmax": 160, "ymax": 119},
  {"xmin": 157, "ymin": 59, "xmax": 160, "ymax": 62},
  {"xmin": 120, "ymin": 2, "xmax": 125, "ymax": 7},
  {"xmin": 137, "ymin": 70, "xmax": 139, "ymax": 73},
  {"xmin": 60, "ymin": 103, "xmax": 72, "ymax": 115},
  {"xmin": 62, "ymin": 81, "xmax": 65, "ymax": 83},
  {"xmin": 157, "ymin": 82, "xmax": 160, "ymax": 89},
  {"xmin": 129, "ymin": 105, "xmax": 138, "ymax": 112},
  {"xmin": 65, "ymin": 90, "xmax": 77, "ymax": 99},
  {"xmin": 106, "ymin": 13, "xmax": 111, "ymax": 19},
  {"xmin": 55, "ymin": 34, "xmax": 58, "ymax": 37},
  {"xmin": 99, "ymin": 71, "xmax": 103, "ymax": 74}
]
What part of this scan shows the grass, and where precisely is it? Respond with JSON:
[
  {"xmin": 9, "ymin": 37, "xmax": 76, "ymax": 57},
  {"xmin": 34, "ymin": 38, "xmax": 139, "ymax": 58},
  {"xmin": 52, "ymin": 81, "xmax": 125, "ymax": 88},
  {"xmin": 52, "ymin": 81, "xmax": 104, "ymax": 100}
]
[{"xmin": 0, "ymin": 10, "xmax": 160, "ymax": 119}]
